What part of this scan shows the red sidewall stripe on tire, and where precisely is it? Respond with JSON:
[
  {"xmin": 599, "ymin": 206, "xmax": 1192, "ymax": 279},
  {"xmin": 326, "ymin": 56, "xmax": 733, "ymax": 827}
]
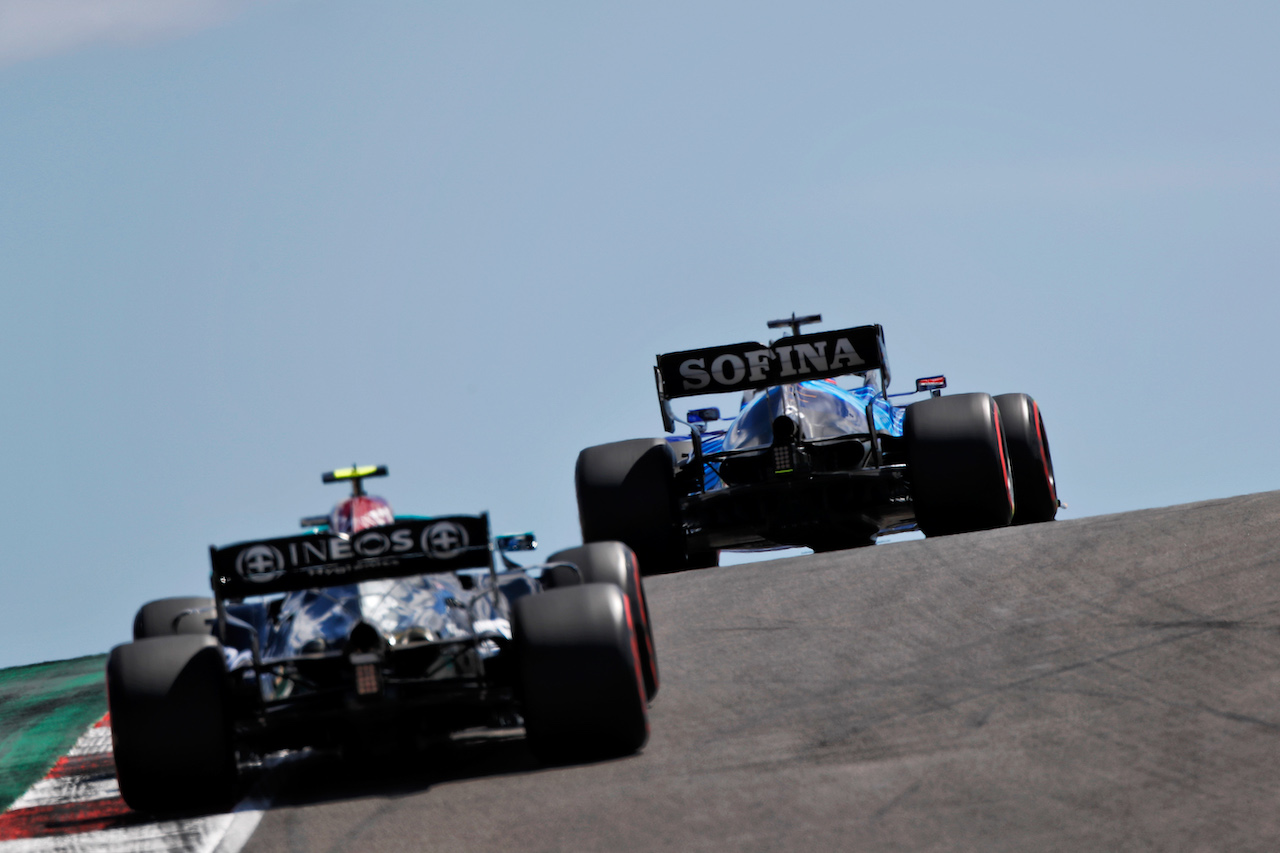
[
  {"xmin": 627, "ymin": 550, "xmax": 658, "ymax": 694},
  {"xmin": 1031, "ymin": 400, "xmax": 1057, "ymax": 504},
  {"xmin": 992, "ymin": 401, "xmax": 1015, "ymax": 513},
  {"xmin": 618, "ymin": 596, "xmax": 650, "ymax": 736}
]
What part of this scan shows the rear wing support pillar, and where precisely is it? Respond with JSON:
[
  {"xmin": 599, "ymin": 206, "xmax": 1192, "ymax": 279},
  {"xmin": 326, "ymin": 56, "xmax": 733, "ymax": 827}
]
[
  {"xmin": 865, "ymin": 399, "xmax": 883, "ymax": 466},
  {"xmin": 211, "ymin": 553, "xmax": 229, "ymax": 646},
  {"xmin": 654, "ymin": 365, "xmax": 676, "ymax": 434}
]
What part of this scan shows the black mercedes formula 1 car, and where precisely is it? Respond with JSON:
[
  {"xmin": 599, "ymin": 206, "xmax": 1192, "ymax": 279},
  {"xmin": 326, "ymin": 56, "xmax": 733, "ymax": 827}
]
[
  {"xmin": 575, "ymin": 314, "xmax": 1059, "ymax": 574},
  {"xmin": 107, "ymin": 466, "xmax": 656, "ymax": 815}
]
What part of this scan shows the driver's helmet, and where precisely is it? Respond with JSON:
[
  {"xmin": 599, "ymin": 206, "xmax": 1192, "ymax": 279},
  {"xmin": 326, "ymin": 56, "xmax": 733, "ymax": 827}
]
[{"xmin": 330, "ymin": 495, "xmax": 395, "ymax": 534}]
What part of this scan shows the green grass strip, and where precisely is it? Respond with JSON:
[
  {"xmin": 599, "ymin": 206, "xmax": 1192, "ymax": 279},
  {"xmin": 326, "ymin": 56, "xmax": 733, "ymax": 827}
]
[{"xmin": 0, "ymin": 655, "xmax": 108, "ymax": 812}]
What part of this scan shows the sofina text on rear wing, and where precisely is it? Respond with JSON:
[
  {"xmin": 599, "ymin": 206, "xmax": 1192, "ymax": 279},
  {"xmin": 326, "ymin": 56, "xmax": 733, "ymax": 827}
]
[
  {"xmin": 209, "ymin": 514, "xmax": 493, "ymax": 600},
  {"xmin": 654, "ymin": 325, "xmax": 889, "ymax": 432}
]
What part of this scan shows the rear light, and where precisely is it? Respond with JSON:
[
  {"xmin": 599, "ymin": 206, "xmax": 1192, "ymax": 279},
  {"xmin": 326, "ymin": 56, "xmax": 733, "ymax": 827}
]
[
  {"xmin": 350, "ymin": 652, "xmax": 382, "ymax": 696},
  {"xmin": 915, "ymin": 375, "xmax": 947, "ymax": 396},
  {"xmin": 773, "ymin": 445, "xmax": 796, "ymax": 474}
]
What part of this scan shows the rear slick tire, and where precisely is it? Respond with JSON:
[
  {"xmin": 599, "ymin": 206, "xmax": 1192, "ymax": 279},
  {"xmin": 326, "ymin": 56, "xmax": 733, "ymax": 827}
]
[
  {"xmin": 905, "ymin": 392, "xmax": 1015, "ymax": 537},
  {"xmin": 514, "ymin": 584, "xmax": 648, "ymax": 763},
  {"xmin": 575, "ymin": 439, "xmax": 686, "ymax": 575},
  {"xmin": 994, "ymin": 393, "xmax": 1059, "ymax": 525},
  {"xmin": 547, "ymin": 541, "xmax": 659, "ymax": 702},
  {"xmin": 106, "ymin": 635, "xmax": 238, "ymax": 815}
]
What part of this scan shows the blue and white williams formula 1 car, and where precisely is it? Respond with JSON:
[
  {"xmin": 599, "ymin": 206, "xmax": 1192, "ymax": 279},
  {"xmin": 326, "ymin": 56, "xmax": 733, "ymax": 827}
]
[{"xmin": 575, "ymin": 314, "xmax": 1059, "ymax": 573}]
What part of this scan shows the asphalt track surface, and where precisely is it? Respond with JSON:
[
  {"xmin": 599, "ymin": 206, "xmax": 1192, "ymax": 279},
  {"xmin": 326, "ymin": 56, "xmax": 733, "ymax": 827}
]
[{"xmin": 244, "ymin": 491, "xmax": 1280, "ymax": 852}]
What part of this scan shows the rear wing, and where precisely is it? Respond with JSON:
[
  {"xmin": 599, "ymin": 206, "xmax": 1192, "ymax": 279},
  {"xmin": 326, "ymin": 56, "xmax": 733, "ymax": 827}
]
[
  {"xmin": 654, "ymin": 324, "xmax": 889, "ymax": 432},
  {"xmin": 210, "ymin": 514, "xmax": 493, "ymax": 600}
]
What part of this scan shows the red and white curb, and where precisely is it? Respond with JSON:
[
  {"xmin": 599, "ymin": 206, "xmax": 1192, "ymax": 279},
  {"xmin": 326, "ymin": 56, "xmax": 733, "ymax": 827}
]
[{"xmin": 0, "ymin": 716, "xmax": 264, "ymax": 853}]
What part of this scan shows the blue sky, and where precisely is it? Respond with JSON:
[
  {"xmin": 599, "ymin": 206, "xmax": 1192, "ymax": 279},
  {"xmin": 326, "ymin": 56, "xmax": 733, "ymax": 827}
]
[{"xmin": 1, "ymin": 2, "xmax": 1277, "ymax": 668}]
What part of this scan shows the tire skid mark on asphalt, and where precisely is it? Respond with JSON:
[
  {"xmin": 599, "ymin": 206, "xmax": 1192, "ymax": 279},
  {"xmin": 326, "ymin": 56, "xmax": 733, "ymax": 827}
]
[{"xmin": 0, "ymin": 716, "xmax": 266, "ymax": 853}]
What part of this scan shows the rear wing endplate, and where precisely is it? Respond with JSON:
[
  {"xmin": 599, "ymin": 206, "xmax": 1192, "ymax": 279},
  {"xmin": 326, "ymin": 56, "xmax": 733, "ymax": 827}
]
[
  {"xmin": 654, "ymin": 324, "xmax": 889, "ymax": 431},
  {"xmin": 210, "ymin": 514, "xmax": 493, "ymax": 600}
]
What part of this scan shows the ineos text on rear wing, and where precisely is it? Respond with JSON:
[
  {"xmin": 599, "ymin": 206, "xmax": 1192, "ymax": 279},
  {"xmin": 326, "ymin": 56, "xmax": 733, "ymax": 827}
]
[
  {"xmin": 210, "ymin": 514, "xmax": 492, "ymax": 600},
  {"xmin": 654, "ymin": 325, "xmax": 889, "ymax": 430}
]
